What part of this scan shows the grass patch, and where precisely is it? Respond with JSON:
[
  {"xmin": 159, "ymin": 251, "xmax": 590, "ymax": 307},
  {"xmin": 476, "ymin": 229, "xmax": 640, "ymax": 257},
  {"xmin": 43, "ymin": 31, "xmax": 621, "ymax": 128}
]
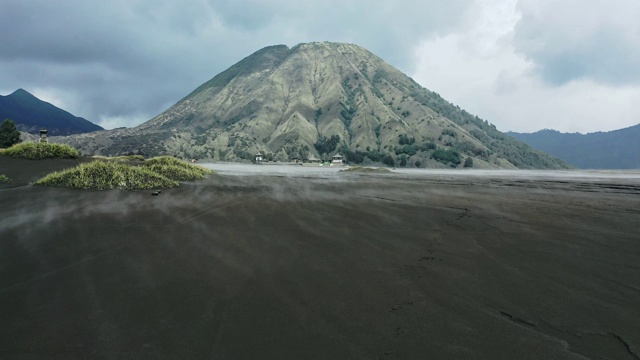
[
  {"xmin": 0, "ymin": 174, "xmax": 10, "ymax": 183},
  {"xmin": 1, "ymin": 142, "xmax": 79, "ymax": 159},
  {"xmin": 141, "ymin": 156, "xmax": 213, "ymax": 181},
  {"xmin": 34, "ymin": 161, "xmax": 179, "ymax": 190},
  {"xmin": 340, "ymin": 166, "xmax": 392, "ymax": 173}
]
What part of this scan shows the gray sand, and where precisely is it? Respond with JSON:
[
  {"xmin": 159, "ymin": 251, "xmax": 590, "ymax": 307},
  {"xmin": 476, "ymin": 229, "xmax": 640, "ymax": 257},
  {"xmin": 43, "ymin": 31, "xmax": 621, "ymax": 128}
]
[{"xmin": 1, "ymin": 160, "xmax": 639, "ymax": 359}]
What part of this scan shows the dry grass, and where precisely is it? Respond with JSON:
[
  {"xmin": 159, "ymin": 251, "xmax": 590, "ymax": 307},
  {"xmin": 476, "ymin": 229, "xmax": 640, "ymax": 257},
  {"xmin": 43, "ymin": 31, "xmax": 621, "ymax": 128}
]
[
  {"xmin": 34, "ymin": 161, "xmax": 179, "ymax": 190},
  {"xmin": 140, "ymin": 156, "xmax": 214, "ymax": 181},
  {"xmin": 1, "ymin": 142, "xmax": 79, "ymax": 159}
]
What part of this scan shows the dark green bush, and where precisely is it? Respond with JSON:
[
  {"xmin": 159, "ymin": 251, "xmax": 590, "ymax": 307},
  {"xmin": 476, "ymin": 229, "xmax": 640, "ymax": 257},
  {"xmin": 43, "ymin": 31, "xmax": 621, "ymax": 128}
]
[
  {"xmin": 420, "ymin": 142, "xmax": 436, "ymax": 151},
  {"xmin": 395, "ymin": 144, "xmax": 418, "ymax": 156},
  {"xmin": 432, "ymin": 148, "xmax": 461, "ymax": 167},
  {"xmin": 441, "ymin": 128, "xmax": 457, "ymax": 137},
  {"xmin": 399, "ymin": 154, "xmax": 407, "ymax": 167},
  {"xmin": 314, "ymin": 135, "xmax": 341, "ymax": 155},
  {"xmin": 464, "ymin": 157, "xmax": 474, "ymax": 168},
  {"xmin": 382, "ymin": 154, "xmax": 395, "ymax": 167}
]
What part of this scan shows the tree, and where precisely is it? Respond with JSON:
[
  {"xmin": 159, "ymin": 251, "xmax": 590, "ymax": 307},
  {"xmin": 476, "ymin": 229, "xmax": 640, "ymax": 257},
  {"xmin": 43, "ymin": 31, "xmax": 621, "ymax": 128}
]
[
  {"xmin": 399, "ymin": 154, "xmax": 407, "ymax": 167},
  {"xmin": 314, "ymin": 134, "xmax": 340, "ymax": 155},
  {"xmin": 0, "ymin": 119, "xmax": 21, "ymax": 148},
  {"xmin": 382, "ymin": 154, "xmax": 395, "ymax": 167},
  {"xmin": 464, "ymin": 157, "xmax": 474, "ymax": 168}
]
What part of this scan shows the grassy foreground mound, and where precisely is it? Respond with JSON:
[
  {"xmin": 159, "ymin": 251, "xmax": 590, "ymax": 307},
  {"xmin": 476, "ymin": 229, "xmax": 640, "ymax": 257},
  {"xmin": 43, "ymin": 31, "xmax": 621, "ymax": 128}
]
[
  {"xmin": 0, "ymin": 174, "xmax": 10, "ymax": 183},
  {"xmin": 141, "ymin": 156, "xmax": 213, "ymax": 181},
  {"xmin": 1, "ymin": 142, "xmax": 79, "ymax": 159},
  {"xmin": 34, "ymin": 161, "xmax": 179, "ymax": 190}
]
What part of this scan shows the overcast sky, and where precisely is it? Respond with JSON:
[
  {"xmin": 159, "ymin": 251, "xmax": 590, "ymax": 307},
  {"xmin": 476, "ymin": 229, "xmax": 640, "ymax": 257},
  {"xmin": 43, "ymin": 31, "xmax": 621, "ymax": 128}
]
[{"xmin": 1, "ymin": 0, "xmax": 639, "ymax": 133}]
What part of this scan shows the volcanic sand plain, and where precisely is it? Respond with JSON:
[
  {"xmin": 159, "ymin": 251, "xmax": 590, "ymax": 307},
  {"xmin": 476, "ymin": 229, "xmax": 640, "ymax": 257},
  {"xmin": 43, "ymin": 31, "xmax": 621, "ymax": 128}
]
[{"xmin": 1, "ymin": 158, "xmax": 640, "ymax": 359}]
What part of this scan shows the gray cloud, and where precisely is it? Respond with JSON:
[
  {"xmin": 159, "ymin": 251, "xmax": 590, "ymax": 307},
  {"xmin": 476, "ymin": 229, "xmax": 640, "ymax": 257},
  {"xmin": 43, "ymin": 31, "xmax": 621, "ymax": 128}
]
[
  {"xmin": 1, "ymin": 0, "xmax": 639, "ymax": 133},
  {"xmin": 0, "ymin": 0, "xmax": 473, "ymax": 128},
  {"xmin": 514, "ymin": 0, "xmax": 640, "ymax": 86}
]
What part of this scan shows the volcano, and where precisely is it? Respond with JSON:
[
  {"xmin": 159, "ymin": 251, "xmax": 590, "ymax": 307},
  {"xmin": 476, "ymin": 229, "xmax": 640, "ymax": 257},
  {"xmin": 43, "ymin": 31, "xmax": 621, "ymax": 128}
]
[{"xmin": 63, "ymin": 42, "xmax": 568, "ymax": 169}]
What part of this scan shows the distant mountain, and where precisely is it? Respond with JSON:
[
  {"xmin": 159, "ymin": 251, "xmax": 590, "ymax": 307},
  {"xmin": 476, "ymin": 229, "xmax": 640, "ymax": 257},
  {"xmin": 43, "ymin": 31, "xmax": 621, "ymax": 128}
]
[
  {"xmin": 0, "ymin": 89, "xmax": 103, "ymax": 135},
  {"xmin": 507, "ymin": 124, "xmax": 640, "ymax": 169},
  {"xmin": 62, "ymin": 42, "xmax": 568, "ymax": 169}
]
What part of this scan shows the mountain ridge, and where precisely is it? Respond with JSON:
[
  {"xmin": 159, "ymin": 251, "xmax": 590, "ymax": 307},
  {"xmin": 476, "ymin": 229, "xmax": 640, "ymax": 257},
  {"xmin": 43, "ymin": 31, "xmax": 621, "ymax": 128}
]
[
  {"xmin": 0, "ymin": 89, "xmax": 103, "ymax": 135},
  {"xmin": 507, "ymin": 124, "xmax": 640, "ymax": 169},
  {"xmin": 59, "ymin": 42, "xmax": 569, "ymax": 169}
]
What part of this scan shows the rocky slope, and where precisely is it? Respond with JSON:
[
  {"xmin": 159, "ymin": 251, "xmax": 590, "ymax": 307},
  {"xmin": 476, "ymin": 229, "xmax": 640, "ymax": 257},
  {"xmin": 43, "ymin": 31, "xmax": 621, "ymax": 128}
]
[{"xmin": 60, "ymin": 42, "xmax": 568, "ymax": 169}]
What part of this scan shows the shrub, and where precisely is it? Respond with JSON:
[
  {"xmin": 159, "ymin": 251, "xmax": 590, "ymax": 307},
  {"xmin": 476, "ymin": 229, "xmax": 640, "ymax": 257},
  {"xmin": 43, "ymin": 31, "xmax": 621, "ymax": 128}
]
[
  {"xmin": 382, "ymin": 154, "xmax": 395, "ymax": 167},
  {"xmin": 34, "ymin": 161, "xmax": 179, "ymax": 190},
  {"xmin": 432, "ymin": 148, "xmax": 461, "ymax": 167},
  {"xmin": 398, "ymin": 134, "xmax": 415, "ymax": 145},
  {"xmin": 314, "ymin": 135, "xmax": 341, "ymax": 155},
  {"xmin": 342, "ymin": 149, "xmax": 366, "ymax": 164},
  {"xmin": 420, "ymin": 142, "xmax": 436, "ymax": 151},
  {"xmin": 1, "ymin": 142, "xmax": 79, "ymax": 159},
  {"xmin": 0, "ymin": 174, "xmax": 10, "ymax": 183},
  {"xmin": 395, "ymin": 144, "xmax": 418, "ymax": 156},
  {"xmin": 464, "ymin": 157, "xmax": 474, "ymax": 168},
  {"xmin": 441, "ymin": 128, "xmax": 457, "ymax": 137},
  {"xmin": 366, "ymin": 150, "xmax": 383, "ymax": 162},
  {"xmin": 399, "ymin": 154, "xmax": 407, "ymax": 167}
]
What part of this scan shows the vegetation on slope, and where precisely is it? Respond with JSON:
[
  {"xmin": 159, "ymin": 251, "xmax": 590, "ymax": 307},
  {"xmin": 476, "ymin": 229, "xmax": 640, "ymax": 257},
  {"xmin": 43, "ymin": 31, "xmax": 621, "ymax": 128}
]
[
  {"xmin": 1, "ymin": 142, "xmax": 79, "ymax": 159},
  {"xmin": 396, "ymin": 80, "xmax": 569, "ymax": 169},
  {"xmin": 34, "ymin": 161, "xmax": 179, "ymax": 190},
  {"xmin": 431, "ymin": 148, "xmax": 462, "ymax": 167}
]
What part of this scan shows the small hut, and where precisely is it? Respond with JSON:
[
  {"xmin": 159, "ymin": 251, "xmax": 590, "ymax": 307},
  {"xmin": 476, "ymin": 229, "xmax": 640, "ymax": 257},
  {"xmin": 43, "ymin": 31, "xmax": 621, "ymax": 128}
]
[
  {"xmin": 255, "ymin": 151, "xmax": 264, "ymax": 164},
  {"xmin": 307, "ymin": 155, "xmax": 322, "ymax": 164},
  {"xmin": 331, "ymin": 154, "xmax": 344, "ymax": 165},
  {"xmin": 39, "ymin": 129, "xmax": 48, "ymax": 144}
]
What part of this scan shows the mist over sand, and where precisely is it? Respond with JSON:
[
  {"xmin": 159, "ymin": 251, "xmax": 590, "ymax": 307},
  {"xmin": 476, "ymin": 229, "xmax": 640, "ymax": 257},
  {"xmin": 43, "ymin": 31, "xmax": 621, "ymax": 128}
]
[{"xmin": 1, "ymin": 161, "xmax": 639, "ymax": 359}]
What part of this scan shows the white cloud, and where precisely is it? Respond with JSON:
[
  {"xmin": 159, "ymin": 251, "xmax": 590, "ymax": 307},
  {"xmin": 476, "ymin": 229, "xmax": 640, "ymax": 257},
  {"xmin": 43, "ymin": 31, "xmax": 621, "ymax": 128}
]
[
  {"xmin": 99, "ymin": 114, "xmax": 149, "ymax": 130},
  {"xmin": 412, "ymin": 0, "xmax": 640, "ymax": 133},
  {"xmin": 31, "ymin": 88, "xmax": 67, "ymax": 110}
]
